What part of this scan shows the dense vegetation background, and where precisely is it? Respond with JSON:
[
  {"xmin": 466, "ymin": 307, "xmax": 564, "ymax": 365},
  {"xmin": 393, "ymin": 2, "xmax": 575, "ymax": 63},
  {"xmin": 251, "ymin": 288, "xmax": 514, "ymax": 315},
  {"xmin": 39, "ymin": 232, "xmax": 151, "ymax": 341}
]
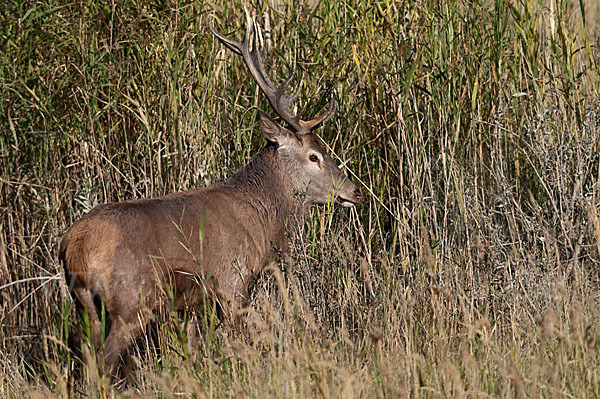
[{"xmin": 1, "ymin": 0, "xmax": 600, "ymax": 397}]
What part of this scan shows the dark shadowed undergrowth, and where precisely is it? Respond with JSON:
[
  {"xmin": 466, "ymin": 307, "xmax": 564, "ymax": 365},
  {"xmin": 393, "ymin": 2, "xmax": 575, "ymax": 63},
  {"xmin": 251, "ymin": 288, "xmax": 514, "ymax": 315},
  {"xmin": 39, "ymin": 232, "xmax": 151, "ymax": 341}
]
[{"xmin": 1, "ymin": 0, "xmax": 600, "ymax": 397}]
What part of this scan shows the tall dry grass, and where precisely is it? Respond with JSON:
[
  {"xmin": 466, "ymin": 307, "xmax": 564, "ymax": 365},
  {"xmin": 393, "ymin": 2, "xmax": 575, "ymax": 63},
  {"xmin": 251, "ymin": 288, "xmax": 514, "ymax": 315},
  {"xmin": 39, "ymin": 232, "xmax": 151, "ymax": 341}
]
[{"xmin": 1, "ymin": 0, "xmax": 600, "ymax": 397}]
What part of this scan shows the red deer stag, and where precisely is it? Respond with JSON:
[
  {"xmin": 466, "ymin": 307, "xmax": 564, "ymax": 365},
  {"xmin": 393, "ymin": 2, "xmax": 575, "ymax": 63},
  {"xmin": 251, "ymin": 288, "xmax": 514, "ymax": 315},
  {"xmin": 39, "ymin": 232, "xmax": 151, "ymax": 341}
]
[{"xmin": 60, "ymin": 11, "xmax": 363, "ymax": 378}]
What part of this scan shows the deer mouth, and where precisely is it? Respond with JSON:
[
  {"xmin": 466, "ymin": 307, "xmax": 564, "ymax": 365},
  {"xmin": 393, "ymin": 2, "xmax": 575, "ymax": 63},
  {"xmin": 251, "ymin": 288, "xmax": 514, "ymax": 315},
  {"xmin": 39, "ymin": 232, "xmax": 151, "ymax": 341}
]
[
  {"xmin": 337, "ymin": 189, "xmax": 364, "ymax": 207},
  {"xmin": 338, "ymin": 198, "xmax": 358, "ymax": 207}
]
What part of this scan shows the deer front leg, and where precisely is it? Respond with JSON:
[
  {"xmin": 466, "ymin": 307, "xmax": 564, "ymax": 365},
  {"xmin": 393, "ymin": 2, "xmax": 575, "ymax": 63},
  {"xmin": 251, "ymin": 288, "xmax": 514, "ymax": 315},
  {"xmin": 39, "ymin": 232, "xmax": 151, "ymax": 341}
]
[
  {"xmin": 216, "ymin": 287, "xmax": 250, "ymax": 337},
  {"xmin": 101, "ymin": 310, "xmax": 150, "ymax": 381}
]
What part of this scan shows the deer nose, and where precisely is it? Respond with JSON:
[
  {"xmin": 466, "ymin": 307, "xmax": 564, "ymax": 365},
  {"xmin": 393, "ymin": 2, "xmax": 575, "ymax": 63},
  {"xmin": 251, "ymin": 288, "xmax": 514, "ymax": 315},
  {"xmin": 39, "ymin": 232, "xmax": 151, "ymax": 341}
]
[{"xmin": 353, "ymin": 189, "xmax": 364, "ymax": 203}]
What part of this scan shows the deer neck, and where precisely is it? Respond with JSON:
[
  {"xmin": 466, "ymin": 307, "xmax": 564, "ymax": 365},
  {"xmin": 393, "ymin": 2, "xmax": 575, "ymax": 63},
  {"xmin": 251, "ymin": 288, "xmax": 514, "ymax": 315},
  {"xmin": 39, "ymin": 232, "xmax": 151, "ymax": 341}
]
[{"xmin": 225, "ymin": 144, "xmax": 299, "ymax": 247}]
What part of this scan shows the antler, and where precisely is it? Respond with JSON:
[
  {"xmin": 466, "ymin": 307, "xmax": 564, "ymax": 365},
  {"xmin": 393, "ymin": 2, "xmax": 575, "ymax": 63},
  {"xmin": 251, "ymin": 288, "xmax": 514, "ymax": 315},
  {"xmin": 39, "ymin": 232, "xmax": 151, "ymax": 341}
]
[{"xmin": 209, "ymin": 9, "xmax": 336, "ymax": 135}]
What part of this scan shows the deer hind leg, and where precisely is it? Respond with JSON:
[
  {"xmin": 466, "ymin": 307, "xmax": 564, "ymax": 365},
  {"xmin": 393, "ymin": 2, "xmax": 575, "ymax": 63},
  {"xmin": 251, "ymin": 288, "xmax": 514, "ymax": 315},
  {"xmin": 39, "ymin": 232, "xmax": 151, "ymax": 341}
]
[{"xmin": 71, "ymin": 283, "xmax": 102, "ymax": 350}]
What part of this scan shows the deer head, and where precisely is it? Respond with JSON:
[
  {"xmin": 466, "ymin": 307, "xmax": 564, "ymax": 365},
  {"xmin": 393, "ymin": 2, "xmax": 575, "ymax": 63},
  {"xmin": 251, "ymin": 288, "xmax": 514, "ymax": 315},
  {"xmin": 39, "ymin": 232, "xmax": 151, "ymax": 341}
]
[{"xmin": 209, "ymin": 10, "xmax": 363, "ymax": 208}]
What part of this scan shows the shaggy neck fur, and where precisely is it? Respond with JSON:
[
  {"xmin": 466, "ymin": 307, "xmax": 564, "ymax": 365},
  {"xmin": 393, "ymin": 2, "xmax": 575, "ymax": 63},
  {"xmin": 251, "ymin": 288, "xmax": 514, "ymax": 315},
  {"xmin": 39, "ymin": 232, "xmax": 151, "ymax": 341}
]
[{"xmin": 224, "ymin": 144, "xmax": 305, "ymax": 248}]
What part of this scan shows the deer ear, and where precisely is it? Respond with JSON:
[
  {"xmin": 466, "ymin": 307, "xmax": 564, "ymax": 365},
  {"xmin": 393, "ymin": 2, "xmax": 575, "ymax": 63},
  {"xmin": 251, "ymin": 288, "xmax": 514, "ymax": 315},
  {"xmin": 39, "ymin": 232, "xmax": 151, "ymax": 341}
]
[{"xmin": 259, "ymin": 112, "xmax": 296, "ymax": 145}]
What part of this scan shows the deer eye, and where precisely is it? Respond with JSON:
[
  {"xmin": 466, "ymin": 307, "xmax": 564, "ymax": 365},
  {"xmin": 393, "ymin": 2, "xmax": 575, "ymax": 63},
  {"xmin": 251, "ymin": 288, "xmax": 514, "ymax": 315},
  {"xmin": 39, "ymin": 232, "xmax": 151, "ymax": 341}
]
[{"xmin": 309, "ymin": 154, "xmax": 319, "ymax": 163}]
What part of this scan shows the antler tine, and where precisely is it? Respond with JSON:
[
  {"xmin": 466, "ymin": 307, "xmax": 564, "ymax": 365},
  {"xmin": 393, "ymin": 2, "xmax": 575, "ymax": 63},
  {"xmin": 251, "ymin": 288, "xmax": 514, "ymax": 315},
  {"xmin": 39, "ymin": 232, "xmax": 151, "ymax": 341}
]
[
  {"xmin": 276, "ymin": 68, "xmax": 295, "ymax": 96},
  {"xmin": 300, "ymin": 95, "xmax": 337, "ymax": 131},
  {"xmin": 289, "ymin": 73, "xmax": 303, "ymax": 104},
  {"xmin": 210, "ymin": 10, "xmax": 335, "ymax": 134},
  {"xmin": 277, "ymin": 69, "xmax": 303, "ymax": 105},
  {"xmin": 208, "ymin": 20, "xmax": 243, "ymax": 55},
  {"xmin": 275, "ymin": 69, "xmax": 302, "ymax": 119}
]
